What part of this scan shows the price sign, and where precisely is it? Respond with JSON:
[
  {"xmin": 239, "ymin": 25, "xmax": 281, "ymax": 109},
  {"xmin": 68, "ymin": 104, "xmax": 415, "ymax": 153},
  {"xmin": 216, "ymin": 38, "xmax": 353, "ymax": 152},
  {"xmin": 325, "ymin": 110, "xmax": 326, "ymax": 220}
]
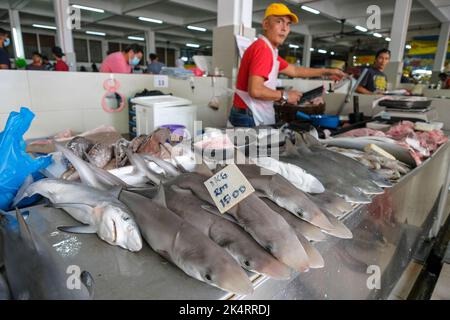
[
  {"xmin": 154, "ymin": 75, "xmax": 169, "ymax": 88},
  {"xmin": 204, "ymin": 164, "xmax": 255, "ymax": 214}
]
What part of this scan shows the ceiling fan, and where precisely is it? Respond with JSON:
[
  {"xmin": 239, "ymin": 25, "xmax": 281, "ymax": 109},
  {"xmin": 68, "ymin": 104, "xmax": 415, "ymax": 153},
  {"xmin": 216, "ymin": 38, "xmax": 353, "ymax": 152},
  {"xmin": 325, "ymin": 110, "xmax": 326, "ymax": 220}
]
[{"xmin": 315, "ymin": 19, "xmax": 359, "ymax": 41}]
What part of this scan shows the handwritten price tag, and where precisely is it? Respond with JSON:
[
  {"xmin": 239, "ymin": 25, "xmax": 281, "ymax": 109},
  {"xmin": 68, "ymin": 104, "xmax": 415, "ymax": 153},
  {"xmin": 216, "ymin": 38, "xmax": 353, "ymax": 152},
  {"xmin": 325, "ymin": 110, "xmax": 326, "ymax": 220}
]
[
  {"xmin": 154, "ymin": 75, "xmax": 169, "ymax": 88},
  {"xmin": 204, "ymin": 164, "xmax": 255, "ymax": 214}
]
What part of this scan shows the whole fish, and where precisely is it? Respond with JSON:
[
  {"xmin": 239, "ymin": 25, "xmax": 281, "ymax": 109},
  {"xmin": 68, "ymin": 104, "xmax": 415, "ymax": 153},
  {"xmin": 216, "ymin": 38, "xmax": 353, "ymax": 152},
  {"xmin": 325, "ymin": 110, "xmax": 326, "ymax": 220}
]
[
  {"xmin": 56, "ymin": 144, "xmax": 158, "ymax": 199},
  {"xmin": 261, "ymin": 198, "xmax": 326, "ymax": 242},
  {"xmin": 253, "ymin": 156, "xmax": 325, "ymax": 193},
  {"xmin": 321, "ymin": 136, "xmax": 417, "ymax": 167},
  {"xmin": 307, "ymin": 190, "xmax": 353, "ymax": 218},
  {"xmin": 118, "ymin": 187, "xmax": 254, "ymax": 295},
  {"xmin": 171, "ymin": 172, "xmax": 311, "ymax": 273},
  {"xmin": 85, "ymin": 143, "xmax": 113, "ymax": 168},
  {"xmin": 293, "ymin": 140, "xmax": 385, "ymax": 195},
  {"xmin": 0, "ymin": 208, "xmax": 94, "ymax": 299},
  {"xmin": 16, "ymin": 179, "xmax": 142, "ymax": 252},
  {"xmin": 66, "ymin": 136, "xmax": 93, "ymax": 160},
  {"xmin": 165, "ymin": 185, "xmax": 291, "ymax": 279},
  {"xmin": 279, "ymin": 141, "xmax": 372, "ymax": 204},
  {"xmin": 236, "ymin": 164, "xmax": 334, "ymax": 230},
  {"xmin": 142, "ymin": 153, "xmax": 181, "ymax": 178},
  {"xmin": 114, "ymin": 138, "xmax": 131, "ymax": 168},
  {"xmin": 299, "ymin": 133, "xmax": 392, "ymax": 189}
]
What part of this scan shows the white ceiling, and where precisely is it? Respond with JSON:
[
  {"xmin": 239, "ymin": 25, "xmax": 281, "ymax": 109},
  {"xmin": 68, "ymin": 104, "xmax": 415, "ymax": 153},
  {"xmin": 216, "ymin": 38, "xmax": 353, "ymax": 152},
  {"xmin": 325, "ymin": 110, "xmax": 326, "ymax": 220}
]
[{"xmin": 0, "ymin": 0, "xmax": 448, "ymax": 56}]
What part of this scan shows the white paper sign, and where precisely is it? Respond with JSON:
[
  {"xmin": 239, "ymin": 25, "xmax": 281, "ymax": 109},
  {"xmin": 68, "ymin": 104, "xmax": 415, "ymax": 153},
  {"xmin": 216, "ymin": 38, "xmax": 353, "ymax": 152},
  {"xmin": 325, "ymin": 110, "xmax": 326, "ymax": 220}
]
[
  {"xmin": 204, "ymin": 164, "xmax": 255, "ymax": 214},
  {"xmin": 154, "ymin": 75, "xmax": 169, "ymax": 88}
]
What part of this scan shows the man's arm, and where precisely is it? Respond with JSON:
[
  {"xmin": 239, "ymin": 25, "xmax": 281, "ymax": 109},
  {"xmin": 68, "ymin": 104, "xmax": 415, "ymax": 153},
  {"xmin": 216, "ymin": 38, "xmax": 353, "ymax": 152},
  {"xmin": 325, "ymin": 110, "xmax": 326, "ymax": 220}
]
[
  {"xmin": 248, "ymin": 75, "xmax": 301, "ymax": 104},
  {"xmin": 280, "ymin": 64, "xmax": 346, "ymax": 80},
  {"xmin": 355, "ymin": 86, "xmax": 374, "ymax": 94}
]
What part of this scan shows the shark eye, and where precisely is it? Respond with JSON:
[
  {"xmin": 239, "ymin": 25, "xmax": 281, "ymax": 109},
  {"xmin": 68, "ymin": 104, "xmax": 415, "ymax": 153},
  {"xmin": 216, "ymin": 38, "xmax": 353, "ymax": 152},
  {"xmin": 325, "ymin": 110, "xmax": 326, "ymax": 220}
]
[
  {"xmin": 244, "ymin": 260, "xmax": 251, "ymax": 267},
  {"xmin": 205, "ymin": 274, "xmax": 212, "ymax": 281},
  {"xmin": 265, "ymin": 243, "xmax": 273, "ymax": 253},
  {"xmin": 297, "ymin": 209, "xmax": 304, "ymax": 218}
]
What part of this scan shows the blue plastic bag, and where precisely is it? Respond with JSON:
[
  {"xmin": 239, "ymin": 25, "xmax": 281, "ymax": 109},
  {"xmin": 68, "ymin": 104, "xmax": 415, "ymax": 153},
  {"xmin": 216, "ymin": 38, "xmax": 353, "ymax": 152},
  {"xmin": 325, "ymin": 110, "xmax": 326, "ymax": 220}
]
[{"xmin": 0, "ymin": 107, "xmax": 52, "ymax": 210}]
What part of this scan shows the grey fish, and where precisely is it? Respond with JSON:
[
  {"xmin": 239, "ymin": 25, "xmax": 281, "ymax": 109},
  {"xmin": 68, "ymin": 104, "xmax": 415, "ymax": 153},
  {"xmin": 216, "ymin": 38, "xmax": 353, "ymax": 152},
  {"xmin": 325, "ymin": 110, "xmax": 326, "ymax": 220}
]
[
  {"xmin": 297, "ymin": 233, "xmax": 324, "ymax": 269},
  {"xmin": 115, "ymin": 138, "xmax": 131, "ymax": 168},
  {"xmin": 130, "ymin": 134, "xmax": 148, "ymax": 153},
  {"xmin": 142, "ymin": 153, "xmax": 181, "ymax": 178},
  {"xmin": 171, "ymin": 172, "xmax": 311, "ymax": 273},
  {"xmin": 0, "ymin": 208, "xmax": 94, "ymax": 300},
  {"xmin": 279, "ymin": 142, "xmax": 372, "ymax": 204},
  {"xmin": 237, "ymin": 164, "xmax": 334, "ymax": 230},
  {"xmin": 166, "ymin": 185, "xmax": 291, "ymax": 279},
  {"xmin": 294, "ymin": 140, "xmax": 385, "ymax": 195},
  {"xmin": 66, "ymin": 136, "xmax": 93, "ymax": 160},
  {"xmin": 85, "ymin": 143, "xmax": 113, "ymax": 168},
  {"xmin": 0, "ymin": 272, "xmax": 10, "ymax": 300},
  {"xmin": 321, "ymin": 136, "xmax": 417, "ymax": 167},
  {"xmin": 300, "ymin": 133, "xmax": 392, "ymax": 189},
  {"xmin": 261, "ymin": 198, "xmax": 326, "ymax": 242},
  {"xmin": 319, "ymin": 210, "xmax": 353, "ymax": 239},
  {"xmin": 307, "ymin": 190, "xmax": 353, "ymax": 218},
  {"xmin": 118, "ymin": 188, "xmax": 254, "ymax": 295},
  {"xmin": 16, "ymin": 179, "xmax": 142, "ymax": 252},
  {"xmin": 56, "ymin": 144, "xmax": 161, "ymax": 203}
]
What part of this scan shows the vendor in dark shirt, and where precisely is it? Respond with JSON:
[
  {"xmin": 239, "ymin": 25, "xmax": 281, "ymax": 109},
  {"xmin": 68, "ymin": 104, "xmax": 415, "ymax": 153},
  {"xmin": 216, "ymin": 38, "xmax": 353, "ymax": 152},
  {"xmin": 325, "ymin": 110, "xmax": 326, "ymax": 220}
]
[
  {"xmin": 356, "ymin": 48, "xmax": 390, "ymax": 94},
  {"xmin": 0, "ymin": 28, "xmax": 11, "ymax": 69},
  {"xmin": 26, "ymin": 52, "xmax": 46, "ymax": 71}
]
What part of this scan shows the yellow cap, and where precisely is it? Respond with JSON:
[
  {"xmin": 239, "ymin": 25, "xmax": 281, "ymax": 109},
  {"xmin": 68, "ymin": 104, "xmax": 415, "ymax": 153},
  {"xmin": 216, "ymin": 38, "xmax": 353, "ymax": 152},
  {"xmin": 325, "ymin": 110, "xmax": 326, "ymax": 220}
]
[{"xmin": 264, "ymin": 3, "xmax": 299, "ymax": 24}]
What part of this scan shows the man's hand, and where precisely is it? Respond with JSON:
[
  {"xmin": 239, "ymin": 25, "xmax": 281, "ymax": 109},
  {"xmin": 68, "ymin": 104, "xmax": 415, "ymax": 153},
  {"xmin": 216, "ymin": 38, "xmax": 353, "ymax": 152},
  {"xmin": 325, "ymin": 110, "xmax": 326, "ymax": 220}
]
[
  {"xmin": 286, "ymin": 90, "xmax": 303, "ymax": 105},
  {"xmin": 324, "ymin": 69, "xmax": 347, "ymax": 81}
]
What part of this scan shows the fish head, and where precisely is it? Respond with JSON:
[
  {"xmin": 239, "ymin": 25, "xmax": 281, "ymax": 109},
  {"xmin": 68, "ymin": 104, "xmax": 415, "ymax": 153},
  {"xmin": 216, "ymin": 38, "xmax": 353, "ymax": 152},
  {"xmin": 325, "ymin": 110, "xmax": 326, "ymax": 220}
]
[
  {"xmin": 177, "ymin": 240, "xmax": 253, "ymax": 295},
  {"xmin": 281, "ymin": 200, "xmax": 334, "ymax": 231},
  {"xmin": 173, "ymin": 226, "xmax": 253, "ymax": 295},
  {"xmin": 97, "ymin": 204, "xmax": 142, "ymax": 251},
  {"xmin": 233, "ymin": 248, "xmax": 292, "ymax": 280}
]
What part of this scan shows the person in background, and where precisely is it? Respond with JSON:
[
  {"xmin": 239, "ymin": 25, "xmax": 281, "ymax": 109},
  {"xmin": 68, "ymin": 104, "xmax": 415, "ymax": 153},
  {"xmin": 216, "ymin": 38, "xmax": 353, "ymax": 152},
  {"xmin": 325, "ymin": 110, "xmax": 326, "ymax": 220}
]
[
  {"xmin": 79, "ymin": 66, "xmax": 87, "ymax": 72},
  {"xmin": 0, "ymin": 28, "xmax": 11, "ymax": 69},
  {"xmin": 100, "ymin": 43, "xmax": 143, "ymax": 73},
  {"xmin": 52, "ymin": 46, "xmax": 69, "ymax": 72},
  {"xmin": 26, "ymin": 52, "xmax": 46, "ymax": 71},
  {"xmin": 147, "ymin": 53, "xmax": 165, "ymax": 74},
  {"xmin": 230, "ymin": 3, "xmax": 346, "ymax": 127},
  {"xmin": 42, "ymin": 55, "xmax": 53, "ymax": 70},
  {"xmin": 91, "ymin": 63, "xmax": 99, "ymax": 72},
  {"xmin": 175, "ymin": 57, "xmax": 185, "ymax": 68},
  {"xmin": 356, "ymin": 48, "xmax": 390, "ymax": 94}
]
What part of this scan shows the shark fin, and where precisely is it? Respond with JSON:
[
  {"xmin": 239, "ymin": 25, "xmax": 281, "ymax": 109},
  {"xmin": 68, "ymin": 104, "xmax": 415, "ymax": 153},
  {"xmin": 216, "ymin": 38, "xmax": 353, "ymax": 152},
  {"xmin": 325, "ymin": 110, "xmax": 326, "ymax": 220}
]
[
  {"xmin": 15, "ymin": 208, "xmax": 38, "ymax": 251},
  {"xmin": 80, "ymin": 271, "xmax": 95, "ymax": 299},
  {"xmin": 152, "ymin": 183, "xmax": 167, "ymax": 208},
  {"xmin": 58, "ymin": 224, "xmax": 97, "ymax": 234}
]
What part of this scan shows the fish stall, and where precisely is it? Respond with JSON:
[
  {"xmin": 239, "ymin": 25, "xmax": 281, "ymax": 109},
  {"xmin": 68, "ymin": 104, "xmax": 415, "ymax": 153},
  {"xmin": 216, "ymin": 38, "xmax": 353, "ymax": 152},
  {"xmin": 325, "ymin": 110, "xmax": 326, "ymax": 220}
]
[{"xmin": 1, "ymin": 111, "xmax": 450, "ymax": 300}]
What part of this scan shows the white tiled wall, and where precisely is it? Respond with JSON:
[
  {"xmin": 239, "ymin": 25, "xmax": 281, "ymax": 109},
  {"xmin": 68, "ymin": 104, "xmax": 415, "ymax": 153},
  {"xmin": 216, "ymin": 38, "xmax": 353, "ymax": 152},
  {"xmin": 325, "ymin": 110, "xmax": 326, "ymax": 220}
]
[{"xmin": 0, "ymin": 71, "xmax": 230, "ymax": 139}]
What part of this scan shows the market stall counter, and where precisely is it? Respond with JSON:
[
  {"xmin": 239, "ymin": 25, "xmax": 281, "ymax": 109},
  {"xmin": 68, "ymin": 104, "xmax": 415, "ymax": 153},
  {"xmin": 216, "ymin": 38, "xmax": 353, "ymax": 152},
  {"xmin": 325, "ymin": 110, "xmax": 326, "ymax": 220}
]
[{"xmin": 6, "ymin": 140, "xmax": 450, "ymax": 300}]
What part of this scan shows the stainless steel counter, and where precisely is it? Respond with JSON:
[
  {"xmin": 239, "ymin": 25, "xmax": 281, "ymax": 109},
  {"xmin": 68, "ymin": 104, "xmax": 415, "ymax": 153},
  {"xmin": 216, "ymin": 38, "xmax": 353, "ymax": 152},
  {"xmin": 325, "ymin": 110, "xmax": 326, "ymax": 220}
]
[{"xmin": 5, "ymin": 142, "xmax": 450, "ymax": 300}]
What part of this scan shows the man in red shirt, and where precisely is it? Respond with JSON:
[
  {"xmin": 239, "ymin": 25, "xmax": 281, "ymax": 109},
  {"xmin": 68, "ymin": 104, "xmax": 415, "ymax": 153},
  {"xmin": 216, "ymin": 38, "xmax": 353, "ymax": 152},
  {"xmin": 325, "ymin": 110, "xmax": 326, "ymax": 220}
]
[
  {"xmin": 231, "ymin": 3, "xmax": 346, "ymax": 127},
  {"xmin": 52, "ymin": 46, "xmax": 69, "ymax": 72}
]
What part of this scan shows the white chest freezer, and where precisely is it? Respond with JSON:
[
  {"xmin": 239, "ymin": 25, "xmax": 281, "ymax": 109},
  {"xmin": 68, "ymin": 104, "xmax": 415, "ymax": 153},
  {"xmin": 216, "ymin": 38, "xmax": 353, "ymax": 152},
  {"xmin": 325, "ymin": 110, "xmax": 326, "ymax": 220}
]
[{"xmin": 131, "ymin": 95, "xmax": 197, "ymax": 137}]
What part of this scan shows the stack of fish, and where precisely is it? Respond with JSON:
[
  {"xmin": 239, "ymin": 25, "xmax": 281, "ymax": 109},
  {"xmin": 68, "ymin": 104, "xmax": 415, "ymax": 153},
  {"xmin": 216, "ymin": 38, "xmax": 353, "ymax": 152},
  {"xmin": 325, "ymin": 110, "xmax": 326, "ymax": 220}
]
[{"xmin": 4, "ymin": 128, "xmax": 399, "ymax": 298}]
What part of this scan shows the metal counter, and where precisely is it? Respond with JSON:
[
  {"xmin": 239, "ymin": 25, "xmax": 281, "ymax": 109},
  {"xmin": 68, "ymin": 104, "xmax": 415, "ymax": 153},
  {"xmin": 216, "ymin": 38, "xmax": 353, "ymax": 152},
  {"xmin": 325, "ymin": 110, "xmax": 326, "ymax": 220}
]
[{"xmin": 5, "ymin": 142, "xmax": 450, "ymax": 300}]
